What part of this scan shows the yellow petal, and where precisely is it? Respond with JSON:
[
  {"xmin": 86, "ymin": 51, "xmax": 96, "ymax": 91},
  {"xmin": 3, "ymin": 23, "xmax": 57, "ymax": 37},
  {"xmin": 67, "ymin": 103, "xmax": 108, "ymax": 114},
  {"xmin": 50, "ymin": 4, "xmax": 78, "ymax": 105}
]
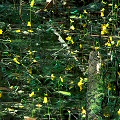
[
  {"xmin": 66, "ymin": 36, "xmax": 72, "ymax": 41},
  {"xmin": 116, "ymin": 40, "xmax": 120, "ymax": 47},
  {"xmin": 27, "ymin": 22, "xmax": 31, "ymax": 27},
  {"xmin": 30, "ymin": 0, "xmax": 34, "ymax": 7},
  {"xmin": 43, "ymin": 97, "xmax": 48, "ymax": 103},
  {"xmin": 51, "ymin": 74, "xmax": 55, "ymax": 80},
  {"xmin": 81, "ymin": 107, "xmax": 86, "ymax": 114},
  {"xmin": 0, "ymin": 92, "xmax": 2, "ymax": 98},
  {"xmin": 79, "ymin": 14, "xmax": 82, "ymax": 18},
  {"xmin": 83, "ymin": 10, "xmax": 88, "ymax": 14},
  {"xmin": 101, "ymin": 8, "xmax": 105, "ymax": 11},
  {"xmin": 0, "ymin": 29, "xmax": 3, "ymax": 34},
  {"xmin": 101, "ymin": 12, "xmax": 104, "ymax": 17},
  {"xmin": 16, "ymin": 30, "xmax": 21, "ymax": 33},
  {"xmin": 28, "ymin": 30, "xmax": 33, "ymax": 33},
  {"xmin": 70, "ymin": 19, "xmax": 74, "ymax": 23},
  {"xmin": 79, "ymin": 44, "xmax": 83, "ymax": 49},
  {"xmin": 118, "ymin": 109, "xmax": 120, "ymax": 116},
  {"xmin": 60, "ymin": 76, "xmax": 64, "ymax": 82},
  {"xmin": 13, "ymin": 58, "xmax": 20, "ymax": 64},
  {"xmin": 29, "ymin": 91, "xmax": 34, "ymax": 97},
  {"xmin": 36, "ymin": 104, "xmax": 42, "ymax": 108}
]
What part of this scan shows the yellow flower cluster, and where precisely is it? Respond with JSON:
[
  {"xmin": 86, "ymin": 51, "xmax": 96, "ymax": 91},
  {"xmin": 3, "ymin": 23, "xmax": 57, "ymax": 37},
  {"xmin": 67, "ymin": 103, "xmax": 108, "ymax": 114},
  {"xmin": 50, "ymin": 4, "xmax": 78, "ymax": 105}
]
[
  {"xmin": 101, "ymin": 23, "xmax": 109, "ymax": 35},
  {"xmin": 66, "ymin": 36, "xmax": 74, "ymax": 44},
  {"xmin": 101, "ymin": 8, "xmax": 105, "ymax": 17},
  {"xmin": 105, "ymin": 36, "xmax": 114, "ymax": 47}
]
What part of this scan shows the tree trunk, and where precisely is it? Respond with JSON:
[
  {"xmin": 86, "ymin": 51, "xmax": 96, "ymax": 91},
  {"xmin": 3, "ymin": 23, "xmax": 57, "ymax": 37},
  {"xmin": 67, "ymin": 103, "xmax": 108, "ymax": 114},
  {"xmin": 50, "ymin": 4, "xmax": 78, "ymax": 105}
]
[{"xmin": 86, "ymin": 51, "xmax": 104, "ymax": 120}]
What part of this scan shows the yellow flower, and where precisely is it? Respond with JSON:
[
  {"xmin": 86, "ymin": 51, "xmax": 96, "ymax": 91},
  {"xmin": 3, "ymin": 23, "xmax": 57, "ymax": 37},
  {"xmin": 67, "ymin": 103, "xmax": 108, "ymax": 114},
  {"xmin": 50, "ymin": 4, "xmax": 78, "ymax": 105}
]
[
  {"xmin": 101, "ymin": 8, "xmax": 105, "ymax": 12},
  {"xmin": 29, "ymin": 91, "xmax": 34, "ymax": 97},
  {"xmin": 10, "ymin": 86, "xmax": 14, "ymax": 89},
  {"xmin": 27, "ymin": 21, "xmax": 31, "ymax": 26},
  {"xmin": 118, "ymin": 109, "xmax": 120, "ymax": 116},
  {"xmin": 71, "ymin": 39, "xmax": 74, "ymax": 44},
  {"xmin": 28, "ymin": 30, "xmax": 33, "ymax": 33},
  {"xmin": 118, "ymin": 72, "xmax": 120, "ymax": 76},
  {"xmin": 18, "ymin": 90, "xmax": 24, "ymax": 94},
  {"xmin": 30, "ymin": 0, "xmax": 34, "ymax": 7},
  {"xmin": 13, "ymin": 58, "xmax": 20, "ymax": 64},
  {"xmin": 101, "ymin": 11, "xmax": 104, "ymax": 17},
  {"xmin": 81, "ymin": 107, "xmax": 86, "ymax": 115},
  {"xmin": 101, "ymin": 24, "xmax": 109, "ymax": 35},
  {"xmin": 82, "ymin": 24, "xmax": 87, "ymax": 28},
  {"xmin": 70, "ymin": 19, "xmax": 74, "ymax": 23},
  {"xmin": 51, "ymin": 74, "xmax": 55, "ymax": 80},
  {"xmin": 71, "ymin": 51, "xmax": 77, "ymax": 55},
  {"xmin": 16, "ymin": 30, "xmax": 21, "ymax": 33},
  {"xmin": 78, "ymin": 77, "xmax": 84, "ymax": 91},
  {"xmin": 60, "ymin": 76, "xmax": 64, "ymax": 82},
  {"xmin": 115, "ymin": 4, "xmax": 118, "ymax": 8},
  {"xmin": 107, "ymin": 83, "xmax": 111, "ymax": 90},
  {"xmin": 79, "ymin": 14, "xmax": 82, "ymax": 18},
  {"xmin": 105, "ymin": 42, "xmax": 111, "ymax": 47},
  {"xmin": 102, "ymin": 24, "xmax": 107, "ymax": 30},
  {"xmin": 8, "ymin": 108, "xmax": 14, "ymax": 112},
  {"xmin": 66, "ymin": 36, "xmax": 74, "ymax": 44},
  {"xmin": 33, "ymin": 59, "xmax": 37, "ymax": 63},
  {"xmin": 103, "ymin": 113, "xmax": 110, "ymax": 117},
  {"xmin": 83, "ymin": 10, "xmax": 88, "ymax": 14},
  {"xmin": 43, "ymin": 97, "xmax": 48, "ymax": 103},
  {"xmin": 108, "ymin": 4, "xmax": 112, "ymax": 6},
  {"xmin": 70, "ymin": 25, "xmax": 75, "ymax": 30},
  {"xmin": 109, "ymin": 36, "xmax": 112, "ymax": 41},
  {"xmin": 109, "ymin": 18, "xmax": 112, "ymax": 22},
  {"xmin": 28, "ymin": 50, "xmax": 32, "ymax": 55},
  {"xmin": 95, "ymin": 47, "xmax": 99, "ymax": 51},
  {"xmin": 66, "ymin": 36, "xmax": 72, "ymax": 41},
  {"xmin": 36, "ymin": 104, "xmax": 42, "ymax": 108},
  {"xmin": 19, "ymin": 105, "xmax": 24, "ymax": 108},
  {"xmin": 79, "ymin": 44, "xmax": 83, "ymax": 49},
  {"xmin": 102, "ymin": 0, "xmax": 106, "ymax": 4},
  {"xmin": 9, "ymin": 40, "xmax": 12, "ymax": 42},
  {"xmin": 116, "ymin": 40, "xmax": 120, "ymax": 47},
  {"xmin": 0, "ymin": 92, "xmax": 2, "ymax": 98},
  {"xmin": 68, "ymin": 110, "xmax": 71, "ymax": 113},
  {"xmin": 0, "ymin": 29, "xmax": 3, "ymax": 34}
]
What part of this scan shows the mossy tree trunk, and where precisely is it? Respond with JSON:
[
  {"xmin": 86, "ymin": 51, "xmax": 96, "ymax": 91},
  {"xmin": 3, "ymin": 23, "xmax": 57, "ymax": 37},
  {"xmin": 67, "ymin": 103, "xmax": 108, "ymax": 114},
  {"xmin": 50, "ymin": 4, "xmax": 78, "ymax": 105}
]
[{"xmin": 86, "ymin": 51, "xmax": 104, "ymax": 120}]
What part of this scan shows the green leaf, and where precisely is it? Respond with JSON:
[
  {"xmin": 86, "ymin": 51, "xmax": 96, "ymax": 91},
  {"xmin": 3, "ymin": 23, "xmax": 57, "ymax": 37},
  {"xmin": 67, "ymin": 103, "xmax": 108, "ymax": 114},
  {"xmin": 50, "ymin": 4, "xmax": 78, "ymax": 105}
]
[{"xmin": 55, "ymin": 91, "xmax": 71, "ymax": 96}]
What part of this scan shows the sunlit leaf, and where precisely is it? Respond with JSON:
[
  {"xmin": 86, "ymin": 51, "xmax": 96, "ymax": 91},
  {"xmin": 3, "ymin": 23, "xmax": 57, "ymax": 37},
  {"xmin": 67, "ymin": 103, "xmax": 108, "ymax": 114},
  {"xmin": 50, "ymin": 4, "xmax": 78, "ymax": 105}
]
[{"xmin": 55, "ymin": 91, "xmax": 71, "ymax": 96}]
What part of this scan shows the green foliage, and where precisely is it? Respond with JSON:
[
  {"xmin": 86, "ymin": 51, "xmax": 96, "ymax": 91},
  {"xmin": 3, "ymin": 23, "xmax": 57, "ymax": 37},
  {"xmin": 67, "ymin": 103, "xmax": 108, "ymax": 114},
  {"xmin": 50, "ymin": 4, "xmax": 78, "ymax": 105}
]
[{"xmin": 0, "ymin": 0, "xmax": 120, "ymax": 119}]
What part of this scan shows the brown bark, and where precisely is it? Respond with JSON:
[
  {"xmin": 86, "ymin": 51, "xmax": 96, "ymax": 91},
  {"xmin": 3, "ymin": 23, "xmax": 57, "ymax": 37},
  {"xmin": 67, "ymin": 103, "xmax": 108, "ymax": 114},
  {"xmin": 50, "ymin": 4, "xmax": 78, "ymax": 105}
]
[{"xmin": 86, "ymin": 51, "xmax": 104, "ymax": 120}]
